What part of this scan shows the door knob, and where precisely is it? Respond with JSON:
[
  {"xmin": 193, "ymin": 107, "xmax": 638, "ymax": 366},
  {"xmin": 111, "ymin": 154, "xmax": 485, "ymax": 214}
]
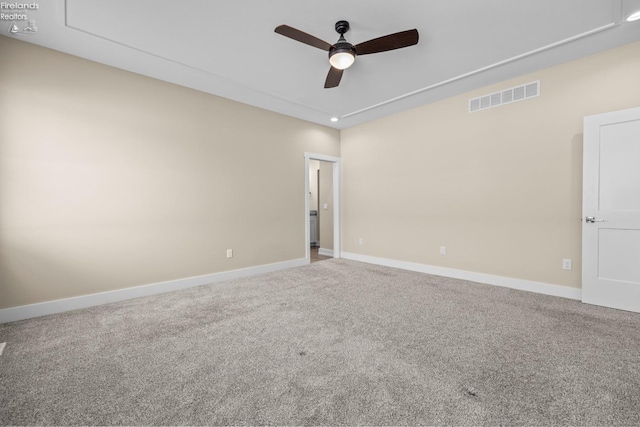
[{"xmin": 585, "ymin": 216, "xmax": 605, "ymax": 223}]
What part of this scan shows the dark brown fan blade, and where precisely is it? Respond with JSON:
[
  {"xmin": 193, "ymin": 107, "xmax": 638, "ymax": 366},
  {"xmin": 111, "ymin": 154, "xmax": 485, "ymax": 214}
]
[
  {"xmin": 354, "ymin": 29, "xmax": 419, "ymax": 56},
  {"xmin": 324, "ymin": 67, "xmax": 344, "ymax": 88},
  {"xmin": 275, "ymin": 25, "xmax": 333, "ymax": 51}
]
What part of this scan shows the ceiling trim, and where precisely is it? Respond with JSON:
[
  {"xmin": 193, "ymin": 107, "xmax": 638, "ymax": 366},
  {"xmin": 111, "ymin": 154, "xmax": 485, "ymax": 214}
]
[
  {"xmin": 63, "ymin": 12, "xmax": 336, "ymax": 119},
  {"xmin": 342, "ymin": 22, "xmax": 617, "ymax": 119}
]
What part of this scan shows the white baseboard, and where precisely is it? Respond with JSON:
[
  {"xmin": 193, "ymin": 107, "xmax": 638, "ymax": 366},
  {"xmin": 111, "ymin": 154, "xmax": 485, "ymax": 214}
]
[
  {"xmin": 318, "ymin": 248, "xmax": 334, "ymax": 257},
  {"xmin": 1, "ymin": 253, "xmax": 582, "ymax": 324},
  {"xmin": 341, "ymin": 252, "xmax": 582, "ymax": 301},
  {"xmin": 0, "ymin": 258, "xmax": 309, "ymax": 324}
]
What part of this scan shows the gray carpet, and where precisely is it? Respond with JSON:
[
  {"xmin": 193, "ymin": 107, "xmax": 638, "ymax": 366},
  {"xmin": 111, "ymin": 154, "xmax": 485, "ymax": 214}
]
[{"xmin": 1, "ymin": 259, "xmax": 640, "ymax": 426}]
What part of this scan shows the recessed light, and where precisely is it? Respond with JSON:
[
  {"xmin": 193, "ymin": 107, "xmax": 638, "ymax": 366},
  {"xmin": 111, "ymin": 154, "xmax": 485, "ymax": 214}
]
[
  {"xmin": 330, "ymin": 117, "xmax": 339, "ymax": 122},
  {"xmin": 628, "ymin": 10, "xmax": 640, "ymax": 22}
]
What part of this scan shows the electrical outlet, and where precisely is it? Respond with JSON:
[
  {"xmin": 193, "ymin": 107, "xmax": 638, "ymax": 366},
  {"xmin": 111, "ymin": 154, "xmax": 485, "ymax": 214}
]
[
  {"xmin": 358, "ymin": 238, "xmax": 363, "ymax": 245},
  {"xmin": 440, "ymin": 246, "xmax": 446, "ymax": 255},
  {"xmin": 227, "ymin": 249, "xmax": 233, "ymax": 258},
  {"xmin": 562, "ymin": 259, "xmax": 572, "ymax": 270}
]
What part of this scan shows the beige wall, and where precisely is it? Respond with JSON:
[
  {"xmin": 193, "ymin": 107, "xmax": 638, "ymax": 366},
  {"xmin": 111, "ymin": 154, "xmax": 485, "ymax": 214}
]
[
  {"xmin": 3, "ymin": 36, "xmax": 640, "ymax": 311},
  {"xmin": 318, "ymin": 161, "xmax": 334, "ymax": 251},
  {"xmin": 341, "ymin": 40, "xmax": 640, "ymax": 289},
  {"xmin": 309, "ymin": 160, "xmax": 319, "ymax": 212},
  {"xmin": 0, "ymin": 37, "xmax": 340, "ymax": 309}
]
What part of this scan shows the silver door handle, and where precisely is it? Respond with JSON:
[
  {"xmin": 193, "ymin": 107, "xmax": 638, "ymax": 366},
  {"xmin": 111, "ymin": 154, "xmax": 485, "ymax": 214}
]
[{"xmin": 585, "ymin": 216, "xmax": 605, "ymax": 223}]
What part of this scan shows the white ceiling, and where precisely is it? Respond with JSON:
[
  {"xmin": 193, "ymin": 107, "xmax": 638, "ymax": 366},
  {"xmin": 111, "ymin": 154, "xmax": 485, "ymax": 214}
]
[{"xmin": 3, "ymin": 0, "xmax": 640, "ymax": 129}]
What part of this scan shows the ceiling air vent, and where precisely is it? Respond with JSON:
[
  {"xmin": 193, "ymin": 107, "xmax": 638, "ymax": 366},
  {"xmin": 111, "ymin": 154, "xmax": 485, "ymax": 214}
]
[{"xmin": 469, "ymin": 80, "xmax": 540, "ymax": 113}]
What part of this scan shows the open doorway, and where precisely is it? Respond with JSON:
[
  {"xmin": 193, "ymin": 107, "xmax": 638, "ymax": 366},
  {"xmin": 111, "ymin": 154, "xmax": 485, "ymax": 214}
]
[
  {"xmin": 309, "ymin": 160, "xmax": 333, "ymax": 263},
  {"xmin": 304, "ymin": 153, "xmax": 341, "ymax": 263}
]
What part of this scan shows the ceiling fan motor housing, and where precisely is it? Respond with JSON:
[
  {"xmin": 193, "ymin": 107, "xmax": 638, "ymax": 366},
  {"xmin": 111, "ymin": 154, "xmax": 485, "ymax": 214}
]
[{"xmin": 329, "ymin": 38, "xmax": 356, "ymax": 57}]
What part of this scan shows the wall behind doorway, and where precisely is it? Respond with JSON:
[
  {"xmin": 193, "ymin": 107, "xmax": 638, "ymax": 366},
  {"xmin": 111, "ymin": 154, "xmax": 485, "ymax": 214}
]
[
  {"xmin": 309, "ymin": 160, "xmax": 320, "ymax": 212},
  {"xmin": 319, "ymin": 161, "xmax": 334, "ymax": 254}
]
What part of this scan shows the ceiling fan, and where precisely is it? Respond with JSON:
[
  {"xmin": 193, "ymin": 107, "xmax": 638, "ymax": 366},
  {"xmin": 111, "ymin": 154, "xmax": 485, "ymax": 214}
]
[{"xmin": 274, "ymin": 20, "xmax": 419, "ymax": 88}]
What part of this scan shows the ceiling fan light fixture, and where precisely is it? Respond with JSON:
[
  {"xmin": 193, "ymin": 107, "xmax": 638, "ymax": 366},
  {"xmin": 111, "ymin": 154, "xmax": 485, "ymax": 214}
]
[
  {"xmin": 627, "ymin": 10, "xmax": 640, "ymax": 21},
  {"xmin": 329, "ymin": 49, "xmax": 355, "ymax": 70}
]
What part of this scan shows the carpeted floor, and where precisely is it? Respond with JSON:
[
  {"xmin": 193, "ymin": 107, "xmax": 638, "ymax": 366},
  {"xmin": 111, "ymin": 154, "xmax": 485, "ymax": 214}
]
[{"xmin": 1, "ymin": 259, "xmax": 640, "ymax": 425}]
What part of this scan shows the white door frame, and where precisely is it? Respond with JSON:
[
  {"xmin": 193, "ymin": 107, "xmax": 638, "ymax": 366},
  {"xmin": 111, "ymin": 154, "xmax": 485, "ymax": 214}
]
[{"xmin": 304, "ymin": 153, "xmax": 341, "ymax": 262}]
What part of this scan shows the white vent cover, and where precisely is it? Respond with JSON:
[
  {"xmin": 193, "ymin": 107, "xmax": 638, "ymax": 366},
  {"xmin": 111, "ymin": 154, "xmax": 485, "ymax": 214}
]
[{"xmin": 469, "ymin": 80, "xmax": 540, "ymax": 113}]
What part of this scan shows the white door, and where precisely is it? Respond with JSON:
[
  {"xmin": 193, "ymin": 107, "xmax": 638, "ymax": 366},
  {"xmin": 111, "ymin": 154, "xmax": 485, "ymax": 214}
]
[{"xmin": 582, "ymin": 106, "xmax": 640, "ymax": 313}]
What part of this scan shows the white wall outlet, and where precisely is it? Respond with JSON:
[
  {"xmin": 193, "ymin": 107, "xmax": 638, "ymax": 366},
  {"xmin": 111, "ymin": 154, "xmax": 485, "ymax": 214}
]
[
  {"xmin": 358, "ymin": 238, "xmax": 363, "ymax": 245},
  {"xmin": 323, "ymin": 203, "xmax": 328, "ymax": 210},
  {"xmin": 562, "ymin": 259, "xmax": 572, "ymax": 270},
  {"xmin": 227, "ymin": 249, "xmax": 233, "ymax": 258},
  {"xmin": 440, "ymin": 246, "xmax": 446, "ymax": 255}
]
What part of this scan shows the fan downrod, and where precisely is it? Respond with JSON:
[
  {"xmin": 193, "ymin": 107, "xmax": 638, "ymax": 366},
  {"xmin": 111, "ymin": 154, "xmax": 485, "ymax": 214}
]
[{"xmin": 335, "ymin": 20, "xmax": 350, "ymax": 35}]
